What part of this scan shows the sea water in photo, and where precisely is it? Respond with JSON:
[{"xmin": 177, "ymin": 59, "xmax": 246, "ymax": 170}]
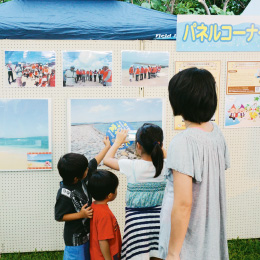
[
  {"xmin": 70, "ymin": 98, "xmax": 163, "ymax": 162},
  {"xmin": 0, "ymin": 99, "xmax": 51, "ymax": 171}
]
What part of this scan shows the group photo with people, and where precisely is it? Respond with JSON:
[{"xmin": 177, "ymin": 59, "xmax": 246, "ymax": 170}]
[
  {"xmin": 122, "ymin": 51, "xmax": 169, "ymax": 87},
  {"xmin": 5, "ymin": 51, "xmax": 56, "ymax": 88},
  {"xmin": 63, "ymin": 51, "xmax": 112, "ymax": 87}
]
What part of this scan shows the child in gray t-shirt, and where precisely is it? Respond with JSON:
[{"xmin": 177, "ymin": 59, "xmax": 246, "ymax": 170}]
[{"xmin": 159, "ymin": 68, "xmax": 230, "ymax": 260}]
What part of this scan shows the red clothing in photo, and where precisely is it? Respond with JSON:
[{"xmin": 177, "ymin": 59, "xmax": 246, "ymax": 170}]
[
  {"xmin": 90, "ymin": 203, "xmax": 122, "ymax": 260},
  {"xmin": 49, "ymin": 74, "xmax": 55, "ymax": 87}
]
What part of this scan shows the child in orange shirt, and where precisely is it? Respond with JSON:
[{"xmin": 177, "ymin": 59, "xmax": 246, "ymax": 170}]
[{"xmin": 88, "ymin": 170, "xmax": 121, "ymax": 260}]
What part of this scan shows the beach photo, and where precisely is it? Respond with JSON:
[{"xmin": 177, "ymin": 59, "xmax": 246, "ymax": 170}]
[
  {"xmin": 0, "ymin": 99, "xmax": 52, "ymax": 171},
  {"xmin": 225, "ymin": 94, "xmax": 260, "ymax": 128},
  {"xmin": 122, "ymin": 51, "xmax": 169, "ymax": 87},
  {"xmin": 5, "ymin": 51, "xmax": 56, "ymax": 88},
  {"xmin": 63, "ymin": 51, "xmax": 112, "ymax": 87},
  {"xmin": 27, "ymin": 153, "xmax": 52, "ymax": 170},
  {"xmin": 69, "ymin": 98, "xmax": 163, "ymax": 163}
]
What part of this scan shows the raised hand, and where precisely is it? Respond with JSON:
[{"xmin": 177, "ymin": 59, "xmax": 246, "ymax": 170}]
[
  {"xmin": 114, "ymin": 129, "xmax": 128, "ymax": 146},
  {"xmin": 103, "ymin": 136, "xmax": 111, "ymax": 148}
]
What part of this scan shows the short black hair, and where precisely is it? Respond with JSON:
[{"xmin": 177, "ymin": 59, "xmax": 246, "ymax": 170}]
[
  {"xmin": 168, "ymin": 67, "xmax": 217, "ymax": 124},
  {"xmin": 57, "ymin": 153, "xmax": 88, "ymax": 185},
  {"xmin": 88, "ymin": 170, "xmax": 119, "ymax": 201}
]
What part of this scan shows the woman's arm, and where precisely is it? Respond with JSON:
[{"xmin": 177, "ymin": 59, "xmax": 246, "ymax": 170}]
[
  {"xmin": 166, "ymin": 170, "xmax": 193, "ymax": 260},
  {"xmin": 103, "ymin": 129, "xmax": 128, "ymax": 171}
]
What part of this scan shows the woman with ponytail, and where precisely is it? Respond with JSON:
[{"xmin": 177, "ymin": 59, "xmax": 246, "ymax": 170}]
[{"xmin": 104, "ymin": 123, "xmax": 166, "ymax": 260}]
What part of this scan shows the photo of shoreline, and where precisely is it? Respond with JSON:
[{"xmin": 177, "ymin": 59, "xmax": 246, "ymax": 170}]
[
  {"xmin": 122, "ymin": 51, "xmax": 169, "ymax": 87},
  {"xmin": 70, "ymin": 99, "xmax": 163, "ymax": 163},
  {"xmin": 0, "ymin": 99, "xmax": 51, "ymax": 171}
]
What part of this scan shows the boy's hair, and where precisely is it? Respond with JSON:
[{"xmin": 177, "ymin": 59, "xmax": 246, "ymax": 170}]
[
  {"xmin": 136, "ymin": 123, "xmax": 164, "ymax": 178},
  {"xmin": 168, "ymin": 67, "xmax": 217, "ymax": 124},
  {"xmin": 88, "ymin": 170, "xmax": 119, "ymax": 201},
  {"xmin": 57, "ymin": 153, "xmax": 88, "ymax": 185}
]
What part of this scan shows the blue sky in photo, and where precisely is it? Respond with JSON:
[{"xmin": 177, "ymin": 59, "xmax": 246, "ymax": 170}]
[
  {"xmin": 0, "ymin": 99, "xmax": 49, "ymax": 138},
  {"xmin": 5, "ymin": 51, "xmax": 56, "ymax": 64},
  {"xmin": 71, "ymin": 99, "xmax": 162, "ymax": 124},
  {"xmin": 63, "ymin": 51, "xmax": 112, "ymax": 71},
  {"xmin": 27, "ymin": 153, "xmax": 52, "ymax": 161}
]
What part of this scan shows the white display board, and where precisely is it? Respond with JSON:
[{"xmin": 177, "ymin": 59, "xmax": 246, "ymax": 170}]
[{"xmin": 0, "ymin": 40, "xmax": 259, "ymax": 254}]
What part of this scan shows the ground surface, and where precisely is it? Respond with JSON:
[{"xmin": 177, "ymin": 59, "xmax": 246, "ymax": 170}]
[{"xmin": 1, "ymin": 239, "xmax": 259, "ymax": 259}]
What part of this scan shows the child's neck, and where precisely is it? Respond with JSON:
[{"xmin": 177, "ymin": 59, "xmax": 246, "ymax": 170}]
[
  {"xmin": 141, "ymin": 153, "xmax": 152, "ymax": 161},
  {"xmin": 94, "ymin": 200, "xmax": 109, "ymax": 205},
  {"xmin": 184, "ymin": 120, "xmax": 213, "ymax": 132}
]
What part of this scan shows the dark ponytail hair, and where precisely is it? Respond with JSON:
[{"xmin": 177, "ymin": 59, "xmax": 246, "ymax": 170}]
[{"xmin": 136, "ymin": 123, "xmax": 164, "ymax": 178}]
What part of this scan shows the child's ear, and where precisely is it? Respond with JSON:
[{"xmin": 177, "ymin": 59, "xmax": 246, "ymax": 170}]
[
  {"xmin": 107, "ymin": 193, "xmax": 115, "ymax": 201},
  {"xmin": 136, "ymin": 142, "xmax": 141, "ymax": 150}
]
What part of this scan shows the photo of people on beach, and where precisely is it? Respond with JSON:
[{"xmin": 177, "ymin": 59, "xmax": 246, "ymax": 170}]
[
  {"xmin": 69, "ymin": 98, "xmax": 163, "ymax": 163},
  {"xmin": 5, "ymin": 51, "xmax": 56, "ymax": 88},
  {"xmin": 122, "ymin": 51, "xmax": 169, "ymax": 87},
  {"xmin": 225, "ymin": 94, "xmax": 260, "ymax": 128},
  {"xmin": 63, "ymin": 51, "xmax": 112, "ymax": 87},
  {"xmin": 0, "ymin": 99, "xmax": 52, "ymax": 171}
]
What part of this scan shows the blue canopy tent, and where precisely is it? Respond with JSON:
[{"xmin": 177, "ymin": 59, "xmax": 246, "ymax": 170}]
[
  {"xmin": 241, "ymin": 0, "xmax": 260, "ymax": 16},
  {"xmin": 0, "ymin": 0, "xmax": 177, "ymax": 40}
]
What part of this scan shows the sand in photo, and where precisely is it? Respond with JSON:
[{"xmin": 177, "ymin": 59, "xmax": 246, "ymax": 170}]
[
  {"xmin": 122, "ymin": 68, "xmax": 169, "ymax": 87},
  {"xmin": 0, "ymin": 151, "xmax": 28, "ymax": 170},
  {"xmin": 65, "ymin": 78, "xmax": 108, "ymax": 88},
  {"xmin": 71, "ymin": 124, "xmax": 137, "ymax": 162},
  {"xmin": 122, "ymin": 51, "xmax": 169, "ymax": 87},
  {"xmin": 0, "ymin": 99, "xmax": 51, "ymax": 171},
  {"xmin": 70, "ymin": 99, "xmax": 163, "ymax": 163}
]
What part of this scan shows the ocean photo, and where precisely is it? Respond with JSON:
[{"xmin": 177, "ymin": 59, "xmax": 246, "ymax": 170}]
[
  {"xmin": 70, "ymin": 99, "xmax": 163, "ymax": 162},
  {"xmin": 0, "ymin": 99, "xmax": 51, "ymax": 171}
]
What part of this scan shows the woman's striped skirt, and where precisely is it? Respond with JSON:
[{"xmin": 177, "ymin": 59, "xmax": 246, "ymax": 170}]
[{"xmin": 120, "ymin": 206, "xmax": 162, "ymax": 260}]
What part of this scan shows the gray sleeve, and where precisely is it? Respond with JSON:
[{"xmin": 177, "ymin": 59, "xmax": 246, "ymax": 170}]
[
  {"xmin": 224, "ymin": 138, "xmax": 230, "ymax": 170},
  {"xmin": 167, "ymin": 135, "xmax": 202, "ymax": 182}
]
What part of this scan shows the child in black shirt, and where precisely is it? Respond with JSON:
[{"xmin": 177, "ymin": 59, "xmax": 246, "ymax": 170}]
[{"xmin": 55, "ymin": 137, "xmax": 110, "ymax": 260}]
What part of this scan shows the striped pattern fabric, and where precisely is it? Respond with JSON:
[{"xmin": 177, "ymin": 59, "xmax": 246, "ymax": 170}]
[{"xmin": 121, "ymin": 206, "xmax": 161, "ymax": 260}]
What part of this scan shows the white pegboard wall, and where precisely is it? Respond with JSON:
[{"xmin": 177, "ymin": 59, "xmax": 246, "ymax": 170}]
[
  {"xmin": 0, "ymin": 40, "xmax": 259, "ymax": 254},
  {"xmin": 0, "ymin": 40, "xmax": 140, "ymax": 254}
]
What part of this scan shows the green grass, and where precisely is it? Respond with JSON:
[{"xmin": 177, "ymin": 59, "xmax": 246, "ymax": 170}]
[
  {"xmin": 228, "ymin": 238, "xmax": 260, "ymax": 260},
  {"xmin": 1, "ymin": 239, "xmax": 259, "ymax": 259},
  {"xmin": 0, "ymin": 251, "xmax": 63, "ymax": 260}
]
